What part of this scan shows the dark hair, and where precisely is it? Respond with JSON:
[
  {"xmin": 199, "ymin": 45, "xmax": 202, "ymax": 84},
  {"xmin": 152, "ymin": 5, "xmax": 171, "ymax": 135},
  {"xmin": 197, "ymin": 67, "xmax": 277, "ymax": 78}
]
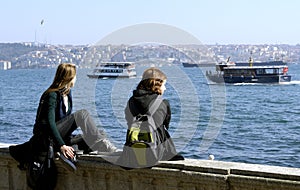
[{"xmin": 137, "ymin": 67, "xmax": 167, "ymax": 95}]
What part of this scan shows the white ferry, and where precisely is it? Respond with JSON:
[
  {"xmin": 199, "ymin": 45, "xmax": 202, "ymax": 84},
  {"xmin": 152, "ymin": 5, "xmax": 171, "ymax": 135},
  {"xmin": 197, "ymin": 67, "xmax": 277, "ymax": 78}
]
[{"xmin": 87, "ymin": 62, "xmax": 137, "ymax": 78}]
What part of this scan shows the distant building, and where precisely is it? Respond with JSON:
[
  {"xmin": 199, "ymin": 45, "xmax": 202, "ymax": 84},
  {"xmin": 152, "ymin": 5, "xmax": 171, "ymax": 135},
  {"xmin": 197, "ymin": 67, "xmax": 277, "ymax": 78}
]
[{"xmin": 0, "ymin": 61, "xmax": 12, "ymax": 70}]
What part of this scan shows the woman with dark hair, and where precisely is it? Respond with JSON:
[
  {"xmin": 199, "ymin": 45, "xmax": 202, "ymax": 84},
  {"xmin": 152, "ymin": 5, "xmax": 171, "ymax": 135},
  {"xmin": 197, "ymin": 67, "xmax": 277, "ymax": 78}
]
[
  {"xmin": 10, "ymin": 63, "xmax": 116, "ymax": 189},
  {"xmin": 118, "ymin": 67, "xmax": 183, "ymax": 168}
]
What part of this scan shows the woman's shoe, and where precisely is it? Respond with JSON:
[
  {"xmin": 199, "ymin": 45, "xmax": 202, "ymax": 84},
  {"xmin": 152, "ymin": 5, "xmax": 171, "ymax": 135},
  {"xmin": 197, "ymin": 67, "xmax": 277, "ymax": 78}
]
[
  {"xmin": 56, "ymin": 152, "xmax": 77, "ymax": 172},
  {"xmin": 168, "ymin": 154, "xmax": 184, "ymax": 161},
  {"xmin": 91, "ymin": 139, "xmax": 117, "ymax": 153}
]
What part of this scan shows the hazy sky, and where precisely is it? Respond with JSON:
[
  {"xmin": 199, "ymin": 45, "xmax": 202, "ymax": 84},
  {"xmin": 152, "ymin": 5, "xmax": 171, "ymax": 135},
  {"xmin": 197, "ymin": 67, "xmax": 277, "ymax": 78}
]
[{"xmin": 1, "ymin": 0, "xmax": 299, "ymax": 45}]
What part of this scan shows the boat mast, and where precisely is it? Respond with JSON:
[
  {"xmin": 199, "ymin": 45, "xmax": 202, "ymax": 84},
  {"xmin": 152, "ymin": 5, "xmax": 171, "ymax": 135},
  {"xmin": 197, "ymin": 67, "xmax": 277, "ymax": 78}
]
[{"xmin": 249, "ymin": 51, "xmax": 253, "ymax": 67}]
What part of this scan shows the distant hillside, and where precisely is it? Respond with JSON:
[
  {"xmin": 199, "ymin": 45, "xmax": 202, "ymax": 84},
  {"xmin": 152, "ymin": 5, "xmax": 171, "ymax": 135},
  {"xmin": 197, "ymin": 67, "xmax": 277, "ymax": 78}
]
[{"xmin": 0, "ymin": 43, "xmax": 44, "ymax": 61}]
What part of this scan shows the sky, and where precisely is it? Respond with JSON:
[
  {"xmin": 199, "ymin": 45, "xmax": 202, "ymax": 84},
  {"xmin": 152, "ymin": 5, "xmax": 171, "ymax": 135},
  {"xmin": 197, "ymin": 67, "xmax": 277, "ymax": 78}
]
[{"xmin": 1, "ymin": 0, "xmax": 300, "ymax": 45}]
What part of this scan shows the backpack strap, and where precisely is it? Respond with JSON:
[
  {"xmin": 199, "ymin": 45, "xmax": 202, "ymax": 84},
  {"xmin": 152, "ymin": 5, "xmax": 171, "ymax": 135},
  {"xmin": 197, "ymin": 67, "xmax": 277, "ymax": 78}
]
[{"xmin": 148, "ymin": 95, "xmax": 163, "ymax": 116}]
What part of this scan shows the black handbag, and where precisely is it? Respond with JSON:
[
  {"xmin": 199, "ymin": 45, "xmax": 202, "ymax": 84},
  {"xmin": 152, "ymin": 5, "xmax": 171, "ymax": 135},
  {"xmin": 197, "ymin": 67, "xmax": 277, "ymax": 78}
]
[
  {"xmin": 26, "ymin": 139, "xmax": 57, "ymax": 189},
  {"xmin": 26, "ymin": 152, "xmax": 47, "ymax": 188}
]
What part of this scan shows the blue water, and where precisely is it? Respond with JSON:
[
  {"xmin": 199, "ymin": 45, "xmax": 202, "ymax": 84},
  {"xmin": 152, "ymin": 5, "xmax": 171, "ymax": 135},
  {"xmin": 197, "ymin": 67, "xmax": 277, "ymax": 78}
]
[{"xmin": 1, "ymin": 64, "xmax": 300, "ymax": 168}]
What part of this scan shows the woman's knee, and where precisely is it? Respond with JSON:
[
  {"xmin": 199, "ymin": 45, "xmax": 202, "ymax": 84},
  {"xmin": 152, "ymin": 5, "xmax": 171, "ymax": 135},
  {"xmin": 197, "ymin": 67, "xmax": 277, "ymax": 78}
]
[
  {"xmin": 74, "ymin": 109, "xmax": 90, "ymax": 119},
  {"xmin": 79, "ymin": 109, "xmax": 89, "ymax": 115}
]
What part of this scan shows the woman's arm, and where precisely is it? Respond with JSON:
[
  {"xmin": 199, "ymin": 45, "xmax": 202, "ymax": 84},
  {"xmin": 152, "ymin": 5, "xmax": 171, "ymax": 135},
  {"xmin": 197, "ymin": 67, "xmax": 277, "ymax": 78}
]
[
  {"xmin": 48, "ymin": 92, "xmax": 75, "ymax": 158},
  {"xmin": 162, "ymin": 99, "xmax": 171, "ymax": 130},
  {"xmin": 47, "ymin": 92, "xmax": 65, "ymax": 146}
]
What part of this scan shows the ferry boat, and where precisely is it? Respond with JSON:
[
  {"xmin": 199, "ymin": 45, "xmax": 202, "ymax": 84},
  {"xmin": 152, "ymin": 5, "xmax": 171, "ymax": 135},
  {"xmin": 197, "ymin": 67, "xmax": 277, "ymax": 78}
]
[
  {"xmin": 87, "ymin": 62, "xmax": 137, "ymax": 78},
  {"xmin": 182, "ymin": 62, "xmax": 215, "ymax": 67},
  {"xmin": 206, "ymin": 59, "xmax": 291, "ymax": 84}
]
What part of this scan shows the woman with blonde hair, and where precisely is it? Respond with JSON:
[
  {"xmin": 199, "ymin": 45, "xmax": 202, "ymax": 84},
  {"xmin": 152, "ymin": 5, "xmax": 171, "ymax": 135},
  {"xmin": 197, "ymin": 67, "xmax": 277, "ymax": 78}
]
[
  {"xmin": 10, "ymin": 63, "xmax": 116, "ymax": 189},
  {"xmin": 35, "ymin": 63, "xmax": 115, "ymax": 155}
]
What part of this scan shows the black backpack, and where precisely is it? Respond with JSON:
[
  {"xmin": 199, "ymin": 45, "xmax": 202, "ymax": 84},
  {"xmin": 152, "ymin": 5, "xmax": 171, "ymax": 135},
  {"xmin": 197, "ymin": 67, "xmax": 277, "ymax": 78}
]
[{"xmin": 117, "ymin": 97, "xmax": 164, "ymax": 168}]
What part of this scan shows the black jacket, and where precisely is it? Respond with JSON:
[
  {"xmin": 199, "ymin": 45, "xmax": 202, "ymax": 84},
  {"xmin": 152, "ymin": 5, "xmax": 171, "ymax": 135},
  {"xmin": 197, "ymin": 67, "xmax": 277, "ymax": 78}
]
[
  {"xmin": 121, "ymin": 89, "xmax": 180, "ymax": 162},
  {"xmin": 125, "ymin": 89, "xmax": 171, "ymax": 131}
]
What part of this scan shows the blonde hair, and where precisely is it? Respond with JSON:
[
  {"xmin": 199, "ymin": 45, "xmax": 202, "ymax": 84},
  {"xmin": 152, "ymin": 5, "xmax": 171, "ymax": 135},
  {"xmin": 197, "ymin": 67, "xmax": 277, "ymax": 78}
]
[
  {"xmin": 137, "ymin": 67, "xmax": 167, "ymax": 95},
  {"xmin": 46, "ymin": 63, "xmax": 76, "ymax": 95}
]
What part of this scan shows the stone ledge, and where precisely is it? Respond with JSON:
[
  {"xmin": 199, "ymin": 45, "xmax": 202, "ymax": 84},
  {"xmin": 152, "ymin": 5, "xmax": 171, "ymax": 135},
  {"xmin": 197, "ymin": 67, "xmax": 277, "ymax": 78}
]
[{"xmin": 1, "ymin": 143, "xmax": 300, "ymax": 190}]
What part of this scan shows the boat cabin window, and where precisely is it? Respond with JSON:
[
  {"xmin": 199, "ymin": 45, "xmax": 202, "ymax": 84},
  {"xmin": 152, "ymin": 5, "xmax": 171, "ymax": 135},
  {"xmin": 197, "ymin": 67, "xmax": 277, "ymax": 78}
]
[
  {"xmin": 95, "ymin": 69, "xmax": 123, "ymax": 73},
  {"xmin": 256, "ymin": 68, "xmax": 279, "ymax": 75},
  {"xmin": 225, "ymin": 69, "xmax": 255, "ymax": 76}
]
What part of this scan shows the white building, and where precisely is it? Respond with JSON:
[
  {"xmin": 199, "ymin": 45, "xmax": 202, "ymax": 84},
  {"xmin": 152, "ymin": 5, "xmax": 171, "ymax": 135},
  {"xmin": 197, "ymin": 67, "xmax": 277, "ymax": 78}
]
[{"xmin": 0, "ymin": 61, "xmax": 12, "ymax": 70}]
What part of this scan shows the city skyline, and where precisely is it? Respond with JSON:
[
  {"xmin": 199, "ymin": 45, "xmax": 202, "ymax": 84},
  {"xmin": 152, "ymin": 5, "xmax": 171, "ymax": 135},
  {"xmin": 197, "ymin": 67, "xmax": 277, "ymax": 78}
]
[{"xmin": 1, "ymin": 0, "xmax": 300, "ymax": 45}]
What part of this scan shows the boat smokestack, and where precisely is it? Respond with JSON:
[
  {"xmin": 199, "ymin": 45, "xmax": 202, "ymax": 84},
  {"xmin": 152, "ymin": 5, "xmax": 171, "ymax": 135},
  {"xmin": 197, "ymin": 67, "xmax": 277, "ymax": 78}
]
[{"xmin": 249, "ymin": 57, "xmax": 253, "ymax": 67}]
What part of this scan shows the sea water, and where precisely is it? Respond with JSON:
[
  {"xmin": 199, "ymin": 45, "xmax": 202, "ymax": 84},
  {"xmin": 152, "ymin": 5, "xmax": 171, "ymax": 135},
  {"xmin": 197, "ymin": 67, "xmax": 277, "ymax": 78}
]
[{"xmin": 0, "ymin": 64, "xmax": 300, "ymax": 168}]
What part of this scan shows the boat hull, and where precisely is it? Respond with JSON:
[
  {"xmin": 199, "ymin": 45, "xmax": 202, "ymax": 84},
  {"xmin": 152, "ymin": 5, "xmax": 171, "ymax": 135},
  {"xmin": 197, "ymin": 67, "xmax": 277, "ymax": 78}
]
[
  {"xmin": 87, "ymin": 73, "xmax": 136, "ymax": 78},
  {"xmin": 206, "ymin": 74, "xmax": 291, "ymax": 84},
  {"xmin": 182, "ymin": 62, "xmax": 215, "ymax": 67}
]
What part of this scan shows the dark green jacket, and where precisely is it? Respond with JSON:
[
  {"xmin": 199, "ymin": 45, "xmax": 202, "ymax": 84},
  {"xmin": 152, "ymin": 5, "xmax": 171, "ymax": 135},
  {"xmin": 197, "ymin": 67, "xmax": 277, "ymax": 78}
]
[{"xmin": 33, "ymin": 91, "xmax": 72, "ymax": 147}]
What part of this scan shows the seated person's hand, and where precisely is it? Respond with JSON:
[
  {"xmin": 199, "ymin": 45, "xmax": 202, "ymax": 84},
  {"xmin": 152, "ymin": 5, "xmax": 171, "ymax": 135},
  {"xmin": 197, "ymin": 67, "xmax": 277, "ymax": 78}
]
[{"xmin": 60, "ymin": 145, "xmax": 75, "ymax": 159}]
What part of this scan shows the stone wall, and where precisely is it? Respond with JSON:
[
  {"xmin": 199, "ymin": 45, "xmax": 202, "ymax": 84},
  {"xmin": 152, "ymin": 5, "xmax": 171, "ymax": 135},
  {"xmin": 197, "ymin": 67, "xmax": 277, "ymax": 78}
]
[{"xmin": 1, "ymin": 144, "xmax": 300, "ymax": 190}]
